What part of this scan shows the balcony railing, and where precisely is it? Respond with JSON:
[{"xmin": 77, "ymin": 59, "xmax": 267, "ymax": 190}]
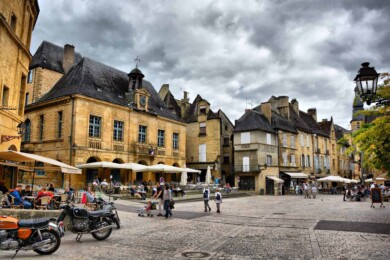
[{"xmin": 89, "ymin": 141, "xmax": 101, "ymax": 149}]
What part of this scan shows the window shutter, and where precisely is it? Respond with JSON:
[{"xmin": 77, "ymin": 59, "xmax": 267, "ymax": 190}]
[{"xmin": 243, "ymin": 157, "xmax": 249, "ymax": 172}]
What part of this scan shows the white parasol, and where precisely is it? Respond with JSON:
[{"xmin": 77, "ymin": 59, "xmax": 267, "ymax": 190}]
[{"xmin": 205, "ymin": 166, "xmax": 212, "ymax": 185}]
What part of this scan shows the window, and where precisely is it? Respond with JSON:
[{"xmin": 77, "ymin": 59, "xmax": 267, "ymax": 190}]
[
  {"xmin": 27, "ymin": 70, "xmax": 33, "ymax": 83},
  {"xmin": 199, "ymin": 144, "xmax": 206, "ymax": 162},
  {"xmin": 19, "ymin": 75, "xmax": 26, "ymax": 116},
  {"xmin": 301, "ymin": 154, "xmax": 305, "ymax": 167},
  {"xmin": 266, "ymin": 133, "xmax": 271, "ymax": 145},
  {"xmin": 314, "ymin": 155, "xmax": 319, "ymax": 170},
  {"xmin": 282, "ymin": 152, "xmax": 288, "ymax": 166},
  {"xmin": 113, "ymin": 120, "xmax": 124, "ymax": 141},
  {"xmin": 223, "ymin": 156, "xmax": 229, "ymax": 164},
  {"xmin": 314, "ymin": 137, "xmax": 318, "ymax": 150},
  {"xmin": 2, "ymin": 86, "xmax": 9, "ymax": 106},
  {"xmin": 324, "ymin": 139, "xmax": 327, "ymax": 151},
  {"xmin": 89, "ymin": 115, "xmax": 101, "ymax": 138},
  {"xmin": 306, "ymin": 134, "xmax": 310, "ymax": 147},
  {"xmin": 291, "ymin": 135, "xmax": 295, "ymax": 148},
  {"xmin": 282, "ymin": 134, "xmax": 287, "ymax": 147},
  {"xmin": 10, "ymin": 13, "xmax": 17, "ymax": 32},
  {"xmin": 199, "ymin": 105, "xmax": 206, "ymax": 114},
  {"xmin": 57, "ymin": 111, "xmax": 63, "ymax": 138},
  {"xmin": 223, "ymin": 137, "xmax": 229, "ymax": 146},
  {"xmin": 35, "ymin": 162, "xmax": 45, "ymax": 176},
  {"xmin": 306, "ymin": 155, "xmax": 310, "ymax": 167},
  {"xmin": 224, "ymin": 124, "xmax": 228, "ymax": 131},
  {"xmin": 39, "ymin": 115, "xmax": 44, "ymax": 141},
  {"xmin": 25, "ymin": 92, "xmax": 29, "ymax": 106},
  {"xmin": 291, "ymin": 155, "xmax": 296, "ymax": 166},
  {"xmin": 356, "ymin": 122, "xmax": 361, "ymax": 129},
  {"xmin": 23, "ymin": 120, "xmax": 31, "ymax": 142},
  {"xmin": 243, "ymin": 157, "xmax": 249, "ymax": 172},
  {"xmin": 300, "ymin": 134, "xmax": 304, "ymax": 147},
  {"xmin": 266, "ymin": 155, "xmax": 272, "ymax": 166},
  {"xmin": 138, "ymin": 125, "xmax": 147, "ymax": 143},
  {"xmin": 241, "ymin": 132, "xmax": 250, "ymax": 144},
  {"xmin": 157, "ymin": 129, "xmax": 165, "ymax": 147},
  {"xmin": 199, "ymin": 122, "xmax": 206, "ymax": 135},
  {"xmin": 173, "ymin": 133, "xmax": 179, "ymax": 149}
]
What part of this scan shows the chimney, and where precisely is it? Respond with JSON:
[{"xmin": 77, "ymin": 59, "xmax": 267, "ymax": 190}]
[
  {"xmin": 276, "ymin": 96, "xmax": 289, "ymax": 118},
  {"xmin": 291, "ymin": 98, "xmax": 299, "ymax": 114},
  {"xmin": 182, "ymin": 91, "xmax": 189, "ymax": 103},
  {"xmin": 307, "ymin": 108, "xmax": 317, "ymax": 121},
  {"xmin": 63, "ymin": 44, "xmax": 75, "ymax": 74},
  {"xmin": 260, "ymin": 102, "xmax": 272, "ymax": 122}
]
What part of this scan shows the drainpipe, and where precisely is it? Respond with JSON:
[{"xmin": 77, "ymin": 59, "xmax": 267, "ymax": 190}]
[{"xmin": 69, "ymin": 96, "xmax": 75, "ymax": 187}]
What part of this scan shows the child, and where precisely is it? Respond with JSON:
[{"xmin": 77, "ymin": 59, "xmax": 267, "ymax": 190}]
[{"xmin": 215, "ymin": 189, "xmax": 222, "ymax": 213}]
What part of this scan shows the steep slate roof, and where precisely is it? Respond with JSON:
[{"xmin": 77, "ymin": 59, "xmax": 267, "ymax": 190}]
[
  {"xmin": 334, "ymin": 124, "xmax": 350, "ymax": 140},
  {"xmin": 271, "ymin": 111, "xmax": 298, "ymax": 134},
  {"xmin": 317, "ymin": 119, "xmax": 332, "ymax": 135},
  {"xmin": 289, "ymin": 106, "xmax": 311, "ymax": 133},
  {"xmin": 30, "ymin": 41, "xmax": 82, "ymax": 73},
  {"xmin": 234, "ymin": 110, "xmax": 276, "ymax": 133},
  {"xmin": 299, "ymin": 111, "xmax": 329, "ymax": 137},
  {"xmin": 184, "ymin": 95, "xmax": 219, "ymax": 123},
  {"xmin": 162, "ymin": 90, "xmax": 181, "ymax": 117},
  {"xmin": 35, "ymin": 57, "xmax": 182, "ymax": 122}
]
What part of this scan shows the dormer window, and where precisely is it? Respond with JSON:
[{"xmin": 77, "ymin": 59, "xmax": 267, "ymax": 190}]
[{"xmin": 199, "ymin": 105, "xmax": 206, "ymax": 114}]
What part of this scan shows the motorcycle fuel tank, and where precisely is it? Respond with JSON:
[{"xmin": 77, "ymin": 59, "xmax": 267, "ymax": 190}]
[{"xmin": 0, "ymin": 216, "xmax": 18, "ymax": 230}]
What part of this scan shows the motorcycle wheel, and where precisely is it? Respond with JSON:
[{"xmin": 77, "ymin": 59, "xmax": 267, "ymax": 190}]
[
  {"xmin": 113, "ymin": 216, "xmax": 120, "ymax": 229},
  {"xmin": 91, "ymin": 219, "xmax": 112, "ymax": 241},
  {"xmin": 33, "ymin": 229, "xmax": 61, "ymax": 255}
]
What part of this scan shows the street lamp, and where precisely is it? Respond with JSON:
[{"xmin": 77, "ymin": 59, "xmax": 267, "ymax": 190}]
[
  {"xmin": 1, "ymin": 122, "xmax": 27, "ymax": 143},
  {"xmin": 354, "ymin": 62, "xmax": 389, "ymax": 106}
]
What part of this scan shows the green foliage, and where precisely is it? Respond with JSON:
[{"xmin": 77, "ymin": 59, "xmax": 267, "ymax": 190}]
[
  {"xmin": 336, "ymin": 136, "xmax": 350, "ymax": 147},
  {"xmin": 352, "ymin": 116, "xmax": 390, "ymax": 173}
]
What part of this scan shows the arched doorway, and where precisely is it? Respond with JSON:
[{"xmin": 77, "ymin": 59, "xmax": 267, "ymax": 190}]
[
  {"xmin": 111, "ymin": 158, "xmax": 124, "ymax": 183},
  {"xmin": 86, "ymin": 157, "xmax": 100, "ymax": 184},
  {"xmin": 135, "ymin": 160, "xmax": 148, "ymax": 183}
]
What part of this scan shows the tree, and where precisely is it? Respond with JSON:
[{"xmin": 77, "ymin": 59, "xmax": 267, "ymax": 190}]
[{"xmin": 351, "ymin": 73, "xmax": 390, "ymax": 176}]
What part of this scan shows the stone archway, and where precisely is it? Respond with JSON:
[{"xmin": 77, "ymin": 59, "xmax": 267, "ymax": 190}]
[
  {"xmin": 172, "ymin": 162, "xmax": 181, "ymax": 182},
  {"xmin": 8, "ymin": 145, "xmax": 17, "ymax": 151},
  {"xmin": 85, "ymin": 156, "xmax": 101, "ymax": 185},
  {"xmin": 111, "ymin": 158, "xmax": 125, "ymax": 184}
]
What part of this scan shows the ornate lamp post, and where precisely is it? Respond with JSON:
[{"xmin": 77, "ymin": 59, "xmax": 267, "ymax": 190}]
[
  {"xmin": 1, "ymin": 122, "xmax": 27, "ymax": 143},
  {"xmin": 354, "ymin": 62, "xmax": 389, "ymax": 106}
]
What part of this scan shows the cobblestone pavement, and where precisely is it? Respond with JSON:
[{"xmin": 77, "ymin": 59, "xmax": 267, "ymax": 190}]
[{"xmin": 1, "ymin": 195, "xmax": 389, "ymax": 259}]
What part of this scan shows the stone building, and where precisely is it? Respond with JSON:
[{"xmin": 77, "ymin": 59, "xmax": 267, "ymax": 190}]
[
  {"xmin": 0, "ymin": 0, "xmax": 39, "ymax": 187},
  {"xmin": 333, "ymin": 124, "xmax": 352, "ymax": 179},
  {"xmin": 22, "ymin": 42, "xmax": 186, "ymax": 189},
  {"xmin": 233, "ymin": 109, "xmax": 279, "ymax": 194},
  {"xmin": 233, "ymin": 95, "xmax": 348, "ymax": 194},
  {"xmin": 159, "ymin": 85, "xmax": 234, "ymax": 184}
]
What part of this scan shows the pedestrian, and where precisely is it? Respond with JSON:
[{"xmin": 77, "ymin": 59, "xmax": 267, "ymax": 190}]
[
  {"xmin": 342, "ymin": 185, "xmax": 346, "ymax": 201},
  {"xmin": 303, "ymin": 183, "xmax": 309, "ymax": 198},
  {"xmin": 203, "ymin": 186, "xmax": 211, "ymax": 212},
  {"xmin": 163, "ymin": 183, "xmax": 172, "ymax": 218},
  {"xmin": 215, "ymin": 188, "xmax": 222, "ymax": 213},
  {"xmin": 311, "ymin": 184, "xmax": 317, "ymax": 199},
  {"xmin": 152, "ymin": 182, "xmax": 164, "ymax": 217},
  {"xmin": 307, "ymin": 183, "xmax": 312, "ymax": 199}
]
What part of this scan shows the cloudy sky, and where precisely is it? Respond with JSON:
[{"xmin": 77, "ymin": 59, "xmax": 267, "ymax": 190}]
[{"xmin": 31, "ymin": 0, "xmax": 390, "ymax": 129}]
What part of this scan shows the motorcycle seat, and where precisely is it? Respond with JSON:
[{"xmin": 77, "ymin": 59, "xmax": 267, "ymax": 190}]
[
  {"xmin": 88, "ymin": 210, "xmax": 111, "ymax": 218},
  {"xmin": 19, "ymin": 218, "xmax": 50, "ymax": 228}
]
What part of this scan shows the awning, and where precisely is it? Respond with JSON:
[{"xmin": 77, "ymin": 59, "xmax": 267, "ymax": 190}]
[
  {"xmin": 186, "ymin": 162, "xmax": 215, "ymax": 170},
  {"xmin": 284, "ymin": 172, "xmax": 308, "ymax": 179},
  {"xmin": 0, "ymin": 150, "xmax": 81, "ymax": 174},
  {"xmin": 266, "ymin": 176, "xmax": 284, "ymax": 183}
]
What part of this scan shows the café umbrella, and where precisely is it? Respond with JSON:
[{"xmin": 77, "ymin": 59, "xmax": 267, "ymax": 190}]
[
  {"xmin": 0, "ymin": 150, "xmax": 81, "ymax": 191},
  {"xmin": 205, "ymin": 166, "xmax": 212, "ymax": 185}
]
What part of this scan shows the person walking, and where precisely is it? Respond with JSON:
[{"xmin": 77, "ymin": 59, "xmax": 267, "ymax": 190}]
[
  {"xmin": 303, "ymin": 183, "xmax": 309, "ymax": 198},
  {"xmin": 163, "ymin": 183, "xmax": 172, "ymax": 218},
  {"xmin": 152, "ymin": 182, "xmax": 164, "ymax": 217},
  {"xmin": 311, "ymin": 184, "xmax": 317, "ymax": 199},
  {"xmin": 215, "ymin": 188, "xmax": 222, "ymax": 213},
  {"xmin": 203, "ymin": 186, "xmax": 211, "ymax": 212}
]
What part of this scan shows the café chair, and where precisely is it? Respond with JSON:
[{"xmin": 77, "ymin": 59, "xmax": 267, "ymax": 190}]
[{"xmin": 35, "ymin": 196, "xmax": 51, "ymax": 210}]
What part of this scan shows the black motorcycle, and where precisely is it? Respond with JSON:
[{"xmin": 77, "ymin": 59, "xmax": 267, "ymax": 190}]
[
  {"xmin": 57, "ymin": 202, "xmax": 114, "ymax": 242},
  {"xmin": 95, "ymin": 198, "xmax": 120, "ymax": 229}
]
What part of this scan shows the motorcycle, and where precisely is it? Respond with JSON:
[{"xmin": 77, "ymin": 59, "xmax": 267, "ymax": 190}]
[
  {"xmin": 0, "ymin": 215, "xmax": 61, "ymax": 259},
  {"xmin": 95, "ymin": 198, "xmax": 120, "ymax": 229},
  {"xmin": 57, "ymin": 202, "xmax": 114, "ymax": 242}
]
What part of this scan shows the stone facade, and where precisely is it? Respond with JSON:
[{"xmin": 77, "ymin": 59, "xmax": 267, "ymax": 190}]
[
  {"xmin": 21, "ymin": 42, "xmax": 187, "ymax": 189},
  {"xmin": 159, "ymin": 87, "xmax": 235, "ymax": 184},
  {"xmin": 0, "ymin": 0, "xmax": 39, "ymax": 188}
]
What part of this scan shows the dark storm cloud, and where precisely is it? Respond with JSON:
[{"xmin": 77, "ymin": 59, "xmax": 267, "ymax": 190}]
[{"xmin": 31, "ymin": 0, "xmax": 390, "ymax": 129}]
